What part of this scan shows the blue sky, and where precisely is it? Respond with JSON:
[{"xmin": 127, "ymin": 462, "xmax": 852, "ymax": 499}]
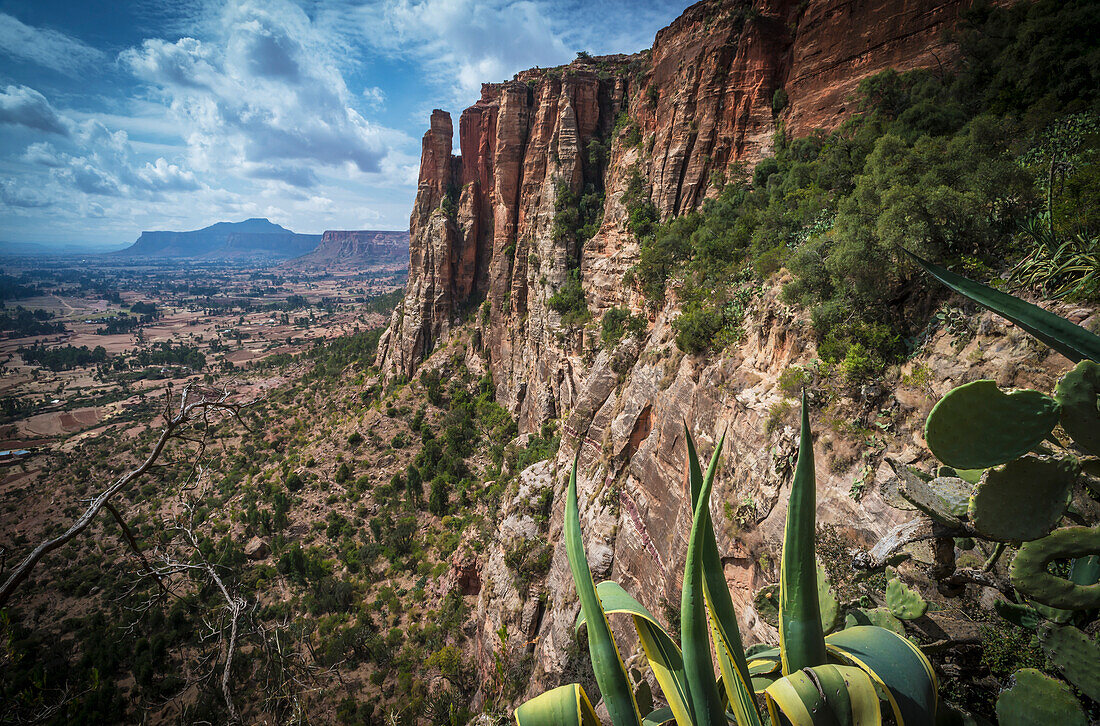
[{"xmin": 0, "ymin": 0, "xmax": 685, "ymax": 246}]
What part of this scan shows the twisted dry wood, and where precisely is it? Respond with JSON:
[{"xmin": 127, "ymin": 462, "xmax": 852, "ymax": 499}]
[{"xmin": 0, "ymin": 384, "xmax": 250, "ymax": 607}]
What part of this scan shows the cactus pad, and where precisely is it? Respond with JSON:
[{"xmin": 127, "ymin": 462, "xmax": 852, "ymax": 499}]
[
  {"xmin": 968, "ymin": 456, "xmax": 1075, "ymax": 542},
  {"xmin": 1037, "ymin": 623, "xmax": 1100, "ymax": 702},
  {"xmin": 995, "ymin": 668, "xmax": 1086, "ymax": 726},
  {"xmin": 925, "ymin": 380, "xmax": 1060, "ymax": 469},
  {"xmin": 843, "ymin": 607, "xmax": 905, "ymax": 636},
  {"xmin": 929, "ymin": 477, "xmax": 974, "ymax": 517},
  {"xmin": 895, "ymin": 466, "xmax": 971, "ymax": 526},
  {"xmin": 753, "ymin": 562, "xmax": 838, "ymax": 631},
  {"xmin": 754, "ymin": 584, "xmax": 781, "ymax": 627},
  {"xmin": 1054, "ymin": 360, "xmax": 1100, "ymax": 456},
  {"xmin": 993, "ymin": 599, "xmax": 1040, "ymax": 630},
  {"xmin": 1010, "ymin": 527, "xmax": 1100, "ymax": 610},
  {"xmin": 937, "ymin": 465, "xmax": 985, "ymax": 484},
  {"xmin": 886, "ymin": 578, "xmax": 928, "ymax": 620}
]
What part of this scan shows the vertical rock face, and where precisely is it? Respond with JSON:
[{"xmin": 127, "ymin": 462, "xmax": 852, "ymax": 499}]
[
  {"xmin": 376, "ymin": 0, "xmax": 987, "ymax": 701},
  {"xmin": 379, "ymin": 0, "xmax": 967, "ymax": 395}
]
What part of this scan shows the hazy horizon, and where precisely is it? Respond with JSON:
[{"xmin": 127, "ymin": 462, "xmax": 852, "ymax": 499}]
[{"xmin": 0, "ymin": 0, "xmax": 685, "ymax": 248}]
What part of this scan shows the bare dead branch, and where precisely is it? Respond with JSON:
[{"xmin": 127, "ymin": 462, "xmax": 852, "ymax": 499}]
[
  {"xmin": 851, "ymin": 518, "xmax": 935, "ymax": 569},
  {"xmin": 941, "ymin": 568, "xmax": 1016, "ymax": 599},
  {"xmin": 0, "ymin": 383, "xmax": 256, "ymax": 607},
  {"xmin": 103, "ymin": 500, "xmax": 170, "ymax": 597}
]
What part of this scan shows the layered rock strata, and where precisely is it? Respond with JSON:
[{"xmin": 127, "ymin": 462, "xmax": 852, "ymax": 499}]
[{"xmin": 375, "ymin": 0, "xmax": 1006, "ymax": 706}]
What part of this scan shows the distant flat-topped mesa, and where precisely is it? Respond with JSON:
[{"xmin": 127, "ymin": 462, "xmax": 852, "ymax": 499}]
[
  {"xmin": 283, "ymin": 230, "xmax": 411, "ymax": 271},
  {"xmin": 120, "ymin": 218, "xmax": 321, "ymax": 261}
]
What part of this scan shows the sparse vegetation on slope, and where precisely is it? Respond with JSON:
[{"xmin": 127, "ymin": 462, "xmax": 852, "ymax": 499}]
[{"xmin": 632, "ymin": 0, "xmax": 1099, "ymax": 372}]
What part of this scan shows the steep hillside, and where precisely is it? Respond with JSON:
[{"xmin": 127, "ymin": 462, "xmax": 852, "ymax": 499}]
[
  {"xmin": 284, "ymin": 230, "xmax": 411, "ymax": 271},
  {"xmin": 2, "ymin": 0, "xmax": 1098, "ymax": 723},
  {"xmin": 377, "ymin": 0, "xmax": 1100, "ymax": 718}
]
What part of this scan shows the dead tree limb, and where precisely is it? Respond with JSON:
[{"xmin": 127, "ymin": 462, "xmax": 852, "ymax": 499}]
[
  {"xmin": 180, "ymin": 523, "xmax": 247, "ymax": 724},
  {"xmin": 0, "ymin": 383, "xmax": 254, "ymax": 607},
  {"xmin": 103, "ymin": 500, "xmax": 170, "ymax": 598}
]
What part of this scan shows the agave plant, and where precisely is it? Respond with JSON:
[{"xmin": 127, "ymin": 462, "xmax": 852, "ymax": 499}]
[{"xmin": 515, "ymin": 393, "xmax": 939, "ymax": 726}]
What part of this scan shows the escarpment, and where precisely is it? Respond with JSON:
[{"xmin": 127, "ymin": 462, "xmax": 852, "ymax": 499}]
[
  {"xmin": 373, "ymin": 0, "xmax": 1074, "ymax": 708},
  {"xmin": 377, "ymin": 0, "xmax": 968, "ymax": 418}
]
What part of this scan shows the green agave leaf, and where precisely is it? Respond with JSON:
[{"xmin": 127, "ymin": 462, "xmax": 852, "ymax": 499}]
[
  {"xmin": 779, "ymin": 392, "xmax": 828, "ymax": 674},
  {"xmin": 995, "ymin": 669, "xmax": 1086, "ymax": 726},
  {"xmin": 515, "ymin": 683, "xmax": 602, "ymax": 726},
  {"xmin": 682, "ymin": 442, "xmax": 732, "ymax": 726},
  {"xmin": 904, "ymin": 250, "xmax": 1100, "ymax": 363},
  {"xmin": 826, "ymin": 625, "xmax": 938, "ymax": 726},
  {"xmin": 925, "ymin": 380, "xmax": 1060, "ymax": 470},
  {"xmin": 748, "ymin": 658, "xmax": 780, "ymax": 676},
  {"xmin": 684, "ymin": 426, "xmax": 761, "ymax": 726},
  {"xmin": 763, "ymin": 664, "xmax": 881, "ymax": 726},
  {"xmin": 565, "ymin": 454, "xmax": 641, "ymax": 726},
  {"xmin": 577, "ymin": 581, "xmax": 692, "ymax": 726},
  {"xmin": 754, "ymin": 565, "xmax": 838, "ymax": 632}
]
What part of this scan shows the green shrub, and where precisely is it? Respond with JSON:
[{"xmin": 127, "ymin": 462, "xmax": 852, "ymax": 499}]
[
  {"xmin": 600, "ymin": 307, "xmax": 646, "ymax": 347},
  {"xmin": 548, "ymin": 269, "xmax": 590, "ymax": 325}
]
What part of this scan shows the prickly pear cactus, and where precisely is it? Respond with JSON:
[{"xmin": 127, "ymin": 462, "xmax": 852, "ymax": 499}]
[
  {"xmin": 924, "ymin": 380, "xmax": 1060, "ymax": 469},
  {"xmin": 893, "ymin": 464, "xmax": 972, "ymax": 526},
  {"xmin": 843, "ymin": 607, "xmax": 905, "ymax": 636},
  {"xmin": 1010, "ymin": 526, "xmax": 1100, "ymax": 610},
  {"xmin": 1054, "ymin": 359, "xmax": 1100, "ymax": 456},
  {"xmin": 1037, "ymin": 623, "xmax": 1100, "ymax": 702},
  {"xmin": 753, "ymin": 563, "xmax": 839, "ymax": 631},
  {"xmin": 968, "ymin": 456, "xmax": 1076, "ymax": 542},
  {"xmin": 993, "ymin": 600, "xmax": 1041, "ymax": 630},
  {"xmin": 885, "ymin": 578, "xmax": 928, "ymax": 620},
  {"xmin": 995, "ymin": 668, "xmax": 1087, "ymax": 726}
]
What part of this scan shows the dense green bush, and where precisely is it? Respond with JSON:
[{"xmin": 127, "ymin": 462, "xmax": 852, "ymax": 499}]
[
  {"xmin": 629, "ymin": 0, "xmax": 1100, "ymax": 370},
  {"xmin": 599, "ymin": 307, "xmax": 646, "ymax": 347},
  {"xmin": 547, "ymin": 269, "xmax": 590, "ymax": 325}
]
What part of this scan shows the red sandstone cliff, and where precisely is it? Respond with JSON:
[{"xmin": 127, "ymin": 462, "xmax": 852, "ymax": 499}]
[
  {"xmin": 283, "ymin": 229, "xmax": 409, "ymax": 271},
  {"xmin": 378, "ymin": 0, "xmax": 968, "ymax": 417},
  {"xmin": 372, "ymin": 0, "xmax": 1092, "ymax": 701}
]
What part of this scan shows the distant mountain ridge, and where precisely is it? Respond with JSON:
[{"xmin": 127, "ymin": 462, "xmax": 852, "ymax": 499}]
[
  {"xmin": 119, "ymin": 218, "xmax": 321, "ymax": 260},
  {"xmin": 0, "ymin": 240, "xmax": 130, "ymax": 256},
  {"xmin": 283, "ymin": 230, "xmax": 410, "ymax": 271}
]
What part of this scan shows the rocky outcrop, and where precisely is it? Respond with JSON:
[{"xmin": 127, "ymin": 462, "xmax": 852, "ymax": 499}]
[
  {"xmin": 283, "ymin": 230, "xmax": 409, "ymax": 271},
  {"xmin": 491, "ymin": 289, "xmax": 1092, "ymax": 700},
  {"xmin": 378, "ymin": 0, "xmax": 968, "ymax": 397},
  {"xmin": 375, "ymin": 0, "xmax": 999, "ymax": 707}
]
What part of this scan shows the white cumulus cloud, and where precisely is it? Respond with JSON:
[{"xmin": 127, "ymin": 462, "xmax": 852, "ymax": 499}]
[
  {"xmin": 354, "ymin": 0, "xmax": 571, "ymax": 104},
  {"xmin": 120, "ymin": 0, "xmax": 409, "ymax": 180}
]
